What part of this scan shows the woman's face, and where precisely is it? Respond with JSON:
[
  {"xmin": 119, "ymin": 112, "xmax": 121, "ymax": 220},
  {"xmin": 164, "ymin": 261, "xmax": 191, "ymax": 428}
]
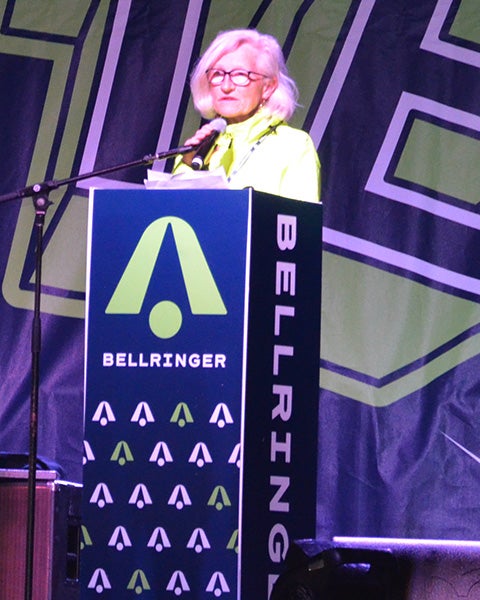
[{"xmin": 208, "ymin": 44, "xmax": 277, "ymax": 124}]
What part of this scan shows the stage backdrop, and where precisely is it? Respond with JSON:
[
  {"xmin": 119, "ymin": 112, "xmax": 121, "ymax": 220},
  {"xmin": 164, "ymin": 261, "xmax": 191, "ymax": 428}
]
[{"xmin": 0, "ymin": 0, "xmax": 479, "ymax": 558}]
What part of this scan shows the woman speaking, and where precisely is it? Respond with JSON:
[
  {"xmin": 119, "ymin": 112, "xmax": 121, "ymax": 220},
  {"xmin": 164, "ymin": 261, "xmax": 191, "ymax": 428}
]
[{"xmin": 174, "ymin": 29, "xmax": 320, "ymax": 203}]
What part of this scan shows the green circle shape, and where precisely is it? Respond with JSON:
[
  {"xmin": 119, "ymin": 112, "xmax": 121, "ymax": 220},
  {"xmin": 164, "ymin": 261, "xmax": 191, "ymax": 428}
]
[{"xmin": 149, "ymin": 301, "xmax": 182, "ymax": 339}]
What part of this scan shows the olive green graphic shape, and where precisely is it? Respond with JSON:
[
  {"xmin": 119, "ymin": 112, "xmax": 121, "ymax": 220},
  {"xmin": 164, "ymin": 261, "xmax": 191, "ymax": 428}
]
[
  {"xmin": 170, "ymin": 402, "xmax": 194, "ymax": 426},
  {"xmin": 1, "ymin": 0, "xmax": 110, "ymax": 318},
  {"xmin": 317, "ymin": 0, "xmax": 480, "ymax": 407},
  {"xmin": 449, "ymin": 0, "xmax": 480, "ymax": 46},
  {"xmin": 127, "ymin": 570, "xmax": 150, "ymax": 592},
  {"xmin": 106, "ymin": 217, "xmax": 227, "ymax": 339},
  {"xmin": 395, "ymin": 119, "xmax": 480, "ymax": 206},
  {"xmin": 320, "ymin": 252, "xmax": 480, "ymax": 407}
]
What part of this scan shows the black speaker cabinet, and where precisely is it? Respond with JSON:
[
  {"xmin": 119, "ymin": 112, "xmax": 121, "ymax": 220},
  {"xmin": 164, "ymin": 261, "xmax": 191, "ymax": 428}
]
[
  {"xmin": 271, "ymin": 537, "xmax": 480, "ymax": 600},
  {"xmin": 0, "ymin": 469, "xmax": 81, "ymax": 600}
]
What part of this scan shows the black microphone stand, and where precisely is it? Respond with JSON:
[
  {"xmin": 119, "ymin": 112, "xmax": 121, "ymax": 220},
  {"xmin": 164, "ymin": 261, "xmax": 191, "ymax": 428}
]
[{"xmin": 0, "ymin": 143, "xmax": 194, "ymax": 600}]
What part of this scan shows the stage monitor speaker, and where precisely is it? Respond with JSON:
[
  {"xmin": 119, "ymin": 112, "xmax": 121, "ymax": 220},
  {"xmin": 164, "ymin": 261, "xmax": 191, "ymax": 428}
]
[
  {"xmin": 0, "ymin": 469, "xmax": 82, "ymax": 600},
  {"xmin": 270, "ymin": 537, "xmax": 480, "ymax": 600}
]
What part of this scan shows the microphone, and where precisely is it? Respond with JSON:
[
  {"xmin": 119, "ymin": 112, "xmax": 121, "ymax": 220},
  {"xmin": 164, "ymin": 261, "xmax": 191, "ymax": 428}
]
[{"xmin": 191, "ymin": 118, "xmax": 227, "ymax": 170}]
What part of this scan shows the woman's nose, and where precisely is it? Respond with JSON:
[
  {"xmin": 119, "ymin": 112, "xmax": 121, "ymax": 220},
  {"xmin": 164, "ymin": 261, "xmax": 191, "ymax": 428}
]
[{"xmin": 221, "ymin": 75, "xmax": 235, "ymax": 92}]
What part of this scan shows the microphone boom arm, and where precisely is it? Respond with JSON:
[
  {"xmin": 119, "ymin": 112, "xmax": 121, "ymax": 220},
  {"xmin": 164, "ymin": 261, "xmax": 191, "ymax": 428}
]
[{"xmin": 0, "ymin": 143, "xmax": 196, "ymax": 204}]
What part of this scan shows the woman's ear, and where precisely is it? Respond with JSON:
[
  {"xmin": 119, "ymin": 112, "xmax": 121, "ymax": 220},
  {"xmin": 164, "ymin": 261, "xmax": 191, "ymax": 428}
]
[{"xmin": 262, "ymin": 76, "xmax": 278, "ymax": 103}]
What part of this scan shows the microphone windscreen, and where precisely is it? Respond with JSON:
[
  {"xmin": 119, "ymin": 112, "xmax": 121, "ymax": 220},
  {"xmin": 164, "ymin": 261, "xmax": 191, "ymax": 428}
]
[{"xmin": 209, "ymin": 117, "xmax": 227, "ymax": 133}]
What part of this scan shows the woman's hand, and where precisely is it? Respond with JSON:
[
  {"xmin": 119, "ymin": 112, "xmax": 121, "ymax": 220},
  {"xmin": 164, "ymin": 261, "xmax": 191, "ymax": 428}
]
[{"xmin": 181, "ymin": 122, "xmax": 219, "ymax": 167}]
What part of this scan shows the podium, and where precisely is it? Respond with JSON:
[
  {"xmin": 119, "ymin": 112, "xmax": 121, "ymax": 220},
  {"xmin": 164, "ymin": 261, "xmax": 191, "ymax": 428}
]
[{"xmin": 82, "ymin": 188, "xmax": 322, "ymax": 599}]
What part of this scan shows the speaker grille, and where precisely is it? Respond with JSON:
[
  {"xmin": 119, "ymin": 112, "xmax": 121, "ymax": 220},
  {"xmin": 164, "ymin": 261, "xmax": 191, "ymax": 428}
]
[{"xmin": 0, "ymin": 470, "xmax": 81, "ymax": 600}]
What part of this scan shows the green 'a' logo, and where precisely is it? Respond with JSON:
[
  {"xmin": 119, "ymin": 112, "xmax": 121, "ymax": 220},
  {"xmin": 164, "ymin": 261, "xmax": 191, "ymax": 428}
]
[
  {"xmin": 208, "ymin": 485, "xmax": 231, "ymax": 511},
  {"xmin": 170, "ymin": 402, "xmax": 194, "ymax": 428},
  {"xmin": 105, "ymin": 217, "xmax": 227, "ymax": 339},
  {"xmin": 227, "ymin": 529, "xmax": 239, "ymax": 553},
  {"xmin": 127, "ymin": 570, "xmax": 151, "ymax": 593},
  {"xmin": 80, "ymin": 525, "xmax": 93, "ymax": 550},
  {"xmin": 110, "ymin": 441, "xmax": 134, "ymax": 466}
]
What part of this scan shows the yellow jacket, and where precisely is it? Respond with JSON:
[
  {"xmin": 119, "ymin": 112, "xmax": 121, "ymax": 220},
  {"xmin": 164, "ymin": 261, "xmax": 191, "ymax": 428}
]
[{"xmin": 174, "ymin": 109, "xmax": 321, "ymax": 203}]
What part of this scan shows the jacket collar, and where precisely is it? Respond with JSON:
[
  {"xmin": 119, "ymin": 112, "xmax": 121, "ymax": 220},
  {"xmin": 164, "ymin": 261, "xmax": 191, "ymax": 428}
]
[{"xmin": 224, "ymin": 108, "xmax": 283, "ymax": 144}]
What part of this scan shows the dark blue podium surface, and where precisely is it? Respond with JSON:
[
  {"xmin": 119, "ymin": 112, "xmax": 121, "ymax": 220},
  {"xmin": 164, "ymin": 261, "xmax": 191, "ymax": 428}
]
[{"xmin": 82, "ymin": 188, "xmax": 322, "ymax": 599}]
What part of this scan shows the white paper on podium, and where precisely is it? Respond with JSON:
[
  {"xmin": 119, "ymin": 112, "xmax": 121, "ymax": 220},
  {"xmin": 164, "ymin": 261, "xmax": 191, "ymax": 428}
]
[{"xmin": 144, "ymin": 167, "xmax": 229, "ymax": 190}]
